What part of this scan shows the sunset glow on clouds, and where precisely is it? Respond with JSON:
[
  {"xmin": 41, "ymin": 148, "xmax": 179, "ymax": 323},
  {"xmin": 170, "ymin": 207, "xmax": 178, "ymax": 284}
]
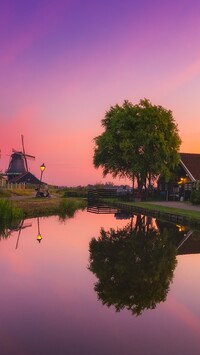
[{"xmin": 1, "ymin": 0, "xmax": 200, "ymax": 186}]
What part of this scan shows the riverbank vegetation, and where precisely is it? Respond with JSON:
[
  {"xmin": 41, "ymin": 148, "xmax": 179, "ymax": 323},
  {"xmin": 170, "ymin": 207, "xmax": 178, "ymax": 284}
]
[
  {"xmin": 190, "ymin": 190, "xmax": 200, "ymax": 205},
  {"xmin": 0, "ymin": 195, "xmax": 87, "ymax": 239},
  {"xmin": 0, "ymin": 199, "xmax": 22, "ymax": 220},
  {"xmin": 103, "ymin": 198, "xmax": 200, "ymax": 223},
  {"xmin": 0, "ymin": 188, "xmax": 35, "ymax": 198},
  {"xmin": 135, "ymin": 201, "xmax": 200, "ymax": 221},
  {"xmin": 0, "ymin": 199, "xmax": 23, "ymax": 237},
  {"xmin": 10, "ymin": 197, "xmax": 87, "ymax": 218},
  {"xmin": 1, "ymin": 185, "xmax": 199, "ymax": 224}
]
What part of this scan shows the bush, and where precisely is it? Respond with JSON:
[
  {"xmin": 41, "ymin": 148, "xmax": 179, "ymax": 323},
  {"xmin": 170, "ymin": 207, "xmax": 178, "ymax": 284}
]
[
  {"xmin": 58, "ymin": 198, "xmax": 86, "ymax": 219},
  {"xmin": 0, "ymin": 199, "xmax": 23, "ymax": 237},
  {"xmin": 63, "ymin": 190, "xmax": 88, "ymax": 198},
  {"xmin": 0, "ymin": 199, "xmax": 22, "ymax": 220},
  {"xmin": 190, "ymin": 190, "xmax": 200, "ymax": 205}
]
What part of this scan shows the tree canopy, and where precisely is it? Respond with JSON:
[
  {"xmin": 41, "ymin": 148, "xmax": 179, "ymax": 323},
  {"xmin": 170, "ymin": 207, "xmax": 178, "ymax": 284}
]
[{"xmin": 93, "ymin": 99, "xmax": 181, "ymax": 191}]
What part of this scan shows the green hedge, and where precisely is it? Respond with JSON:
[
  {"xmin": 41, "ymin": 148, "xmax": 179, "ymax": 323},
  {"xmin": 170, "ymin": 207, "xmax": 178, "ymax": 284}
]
[{"xmin": 190, "ymin": 190, "xmax": 200, "ymax": 205}]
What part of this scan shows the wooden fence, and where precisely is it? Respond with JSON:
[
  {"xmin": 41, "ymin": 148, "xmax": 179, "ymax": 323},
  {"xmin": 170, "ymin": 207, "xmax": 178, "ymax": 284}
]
[
  {"xmin": 88, "ymin": 188, "xmax": 117, "ymax": 201},
  {"xmin": 0, "ymin": 181, "xmax": 26, "ymax": 189}
]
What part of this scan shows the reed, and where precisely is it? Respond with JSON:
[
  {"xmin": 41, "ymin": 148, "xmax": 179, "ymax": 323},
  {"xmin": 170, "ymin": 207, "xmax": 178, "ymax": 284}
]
[
  {"xmin": 0, "ymin": 199, "xmax": 23, "ymax": 238},
  {"xmin": 11, "ymin": 197, "xmax": 87, "ymax": 218},
  {"xmin": 58, "ymin": 198, "xmax": 86, "ymax": 219},
  {"xmin": 0, "ymin": 199, "xmax": 22, "ymax": 220}
]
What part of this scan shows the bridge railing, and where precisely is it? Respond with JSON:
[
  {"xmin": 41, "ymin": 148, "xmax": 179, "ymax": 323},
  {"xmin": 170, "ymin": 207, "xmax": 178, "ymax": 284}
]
[{"xmin": 88, "ymin": 188, "xmax": 117, "ymax": 201}]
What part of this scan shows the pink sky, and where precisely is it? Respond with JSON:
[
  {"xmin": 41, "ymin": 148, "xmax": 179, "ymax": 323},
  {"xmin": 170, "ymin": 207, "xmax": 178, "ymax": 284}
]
[{"xmin": 0, "ymin": 0, "xmax": 200, "ymax": 186}]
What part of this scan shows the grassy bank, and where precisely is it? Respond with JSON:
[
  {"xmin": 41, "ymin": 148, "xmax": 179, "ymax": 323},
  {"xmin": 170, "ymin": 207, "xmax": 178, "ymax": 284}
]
[
  {"xmin": 132, "ymin": 202, "xmax": 200, "ymax": 221},
  {"xmin": 0, "ymin": 188, "xmax": 35, "ymax": 198},
  {"xmin": 102, "ymin": 198, "xmax": 200, "ymax": 225},
  {"xmin": 0, "ymin": 199, "xmax": 23, "ymax": 220},
  {"xmin": 11, "ymin": 197, "xmax": 87, "ymax": 218},
  {"xmin": 0, "ymin": 199, "xmax": 23, "ymax": 237}
]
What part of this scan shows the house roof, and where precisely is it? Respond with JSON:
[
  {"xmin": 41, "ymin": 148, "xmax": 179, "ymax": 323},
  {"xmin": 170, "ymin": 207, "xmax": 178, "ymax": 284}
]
[
  {"xmin": 9, "ymin": 172, "xmax": 42, "ymax": 185},
  {"xmin": 180, "ymin": 153, "xmax": 200, "ymax": 181}
]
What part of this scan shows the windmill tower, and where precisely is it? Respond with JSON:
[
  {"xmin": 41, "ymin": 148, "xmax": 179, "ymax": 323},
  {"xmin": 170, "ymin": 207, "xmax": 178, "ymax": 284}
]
[{"xmin": 6, "ymin": 135, "xmax": 35, "ymax": 181}]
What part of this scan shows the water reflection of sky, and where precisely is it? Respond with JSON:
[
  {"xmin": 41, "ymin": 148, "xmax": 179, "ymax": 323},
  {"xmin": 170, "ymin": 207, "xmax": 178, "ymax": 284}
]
[{"xmin": 0, "ymin": 211, "xmax": 200, "ymax": 355}]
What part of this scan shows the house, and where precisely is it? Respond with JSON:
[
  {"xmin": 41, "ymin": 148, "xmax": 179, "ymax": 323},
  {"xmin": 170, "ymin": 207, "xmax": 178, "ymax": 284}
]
[
  {"xmin": 180, "ymin": 153, "xmax": 200, "ymax": 181},
  {"xmin": 7, "ymin": 171, "xmax": 42, "ymax": 186},
  {"xmin": 158, "ymin": 153, "xmax": 200, "ymax": 201}
]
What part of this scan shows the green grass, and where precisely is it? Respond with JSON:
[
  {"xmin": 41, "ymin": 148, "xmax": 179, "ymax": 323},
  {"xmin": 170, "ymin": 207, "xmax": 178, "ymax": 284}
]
[
  {"xmin": 11, "ymin": 197, "xmax": 87, "ymax": 218},
  {"xmin": 0, "ymin": 196, "xmax": 87, "ymax": 239},
  {"xmin": 0, "ymin": 189, "xmax": 12, "ymax": 198},
  {"xmin": 135, "ymin": 202, "xmax": 200, "ymax": 220},
  {"xmin": 0, "ymin": 199, "xmax": 23, "ymax": 237},
  {"xmin": 0, "ymin": 199, "xmax": 23, "ymax": 220},
  {"xmin": 102, "ymin": 198, "xmax": 200, "ymax": 222},
  {"xmin": 0, "ymin": 187, "xmax": 62, "ymax": 198},
  {"xmin": 58, "ymin": 198, "xmax": 87, "ymax": 219}
]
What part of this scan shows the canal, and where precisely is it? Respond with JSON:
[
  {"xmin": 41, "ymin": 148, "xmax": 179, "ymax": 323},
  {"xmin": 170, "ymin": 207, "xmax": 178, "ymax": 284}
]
[{"xmin": 0, "ymin": 209, "xmax": 200, "ymax": 355}]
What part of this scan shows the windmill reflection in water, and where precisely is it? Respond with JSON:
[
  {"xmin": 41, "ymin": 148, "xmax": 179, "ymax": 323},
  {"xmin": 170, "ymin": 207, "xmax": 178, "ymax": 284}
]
[
  {"xmin": 14, "ymin": 217, "xmax": 44, "ymax": 248},
  {"xmin": 15, "ymin": 219, "xmax": 32, "ymax": 249}
]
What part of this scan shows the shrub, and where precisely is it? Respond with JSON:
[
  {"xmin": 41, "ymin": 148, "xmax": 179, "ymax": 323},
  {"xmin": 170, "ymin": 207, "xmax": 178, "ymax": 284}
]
[
  {"xmin": 63, "ymin": 190, "xmax": 87, "ymax": 198},
  {"xmin": 58, "ymin": 198, "xmax": 86, "ymax": 219},
  {"xmin": 190, "ymin": 190, "xmax": 200, "ymax": 205},
  {"xmin": 0, "ymin": 199, "xmax": 22, "ymax": 220},
  {"xmin": 0, "ymin": 199, "xmax": 23, "ymax": 237}
]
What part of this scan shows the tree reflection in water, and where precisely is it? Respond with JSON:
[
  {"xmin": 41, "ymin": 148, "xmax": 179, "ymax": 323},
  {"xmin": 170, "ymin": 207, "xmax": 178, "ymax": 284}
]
[{"xmin": 89, "ymin": 215, "xmax": 177, "ymax": 316}]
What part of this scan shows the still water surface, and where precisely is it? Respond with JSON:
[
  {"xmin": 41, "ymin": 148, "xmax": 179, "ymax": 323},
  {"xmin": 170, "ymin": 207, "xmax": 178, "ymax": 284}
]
[{"xmin": 0, "ymin": 210, "xmax": 200, "ymax": 355}]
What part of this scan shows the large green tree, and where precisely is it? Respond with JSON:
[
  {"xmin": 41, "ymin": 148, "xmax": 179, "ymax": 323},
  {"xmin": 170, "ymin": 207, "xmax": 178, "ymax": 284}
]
[{"xmin": 93, "ymin": 99, "xmax": 181, "ymax": 191}]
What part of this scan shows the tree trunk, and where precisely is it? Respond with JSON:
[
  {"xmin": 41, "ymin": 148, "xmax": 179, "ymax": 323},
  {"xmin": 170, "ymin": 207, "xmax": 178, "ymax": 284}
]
[{"xmin": 132, "ymin": 173, "xmax": 135, "ymax": 194}]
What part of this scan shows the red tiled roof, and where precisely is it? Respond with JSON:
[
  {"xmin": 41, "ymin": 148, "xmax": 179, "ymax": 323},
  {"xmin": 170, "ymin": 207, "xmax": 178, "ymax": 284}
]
[{"xmin": 180, "ymin": 153, "xmax": 200, "ymax": 181}]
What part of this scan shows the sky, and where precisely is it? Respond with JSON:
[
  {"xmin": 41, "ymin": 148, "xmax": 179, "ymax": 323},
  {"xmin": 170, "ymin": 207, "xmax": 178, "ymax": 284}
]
[{"xmin": 0, "ymin": 0, "xmax": 200, "ymax": 186}]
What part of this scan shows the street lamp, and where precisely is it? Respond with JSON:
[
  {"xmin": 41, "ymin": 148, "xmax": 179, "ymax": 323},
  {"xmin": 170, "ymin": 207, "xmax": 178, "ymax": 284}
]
[
  {"xmin": 40, "ymin": 163, "xmax": 46, "ymax": 181},
  {"xmin": 36, "ymin": 163, "xmax": 46, "ymax": 197}
]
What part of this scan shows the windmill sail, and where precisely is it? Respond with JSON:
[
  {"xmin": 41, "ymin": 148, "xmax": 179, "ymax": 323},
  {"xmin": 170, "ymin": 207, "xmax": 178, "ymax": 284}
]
[{"xmin": 21, "ymin": 134, "xmax": 28, "ymax": 171}]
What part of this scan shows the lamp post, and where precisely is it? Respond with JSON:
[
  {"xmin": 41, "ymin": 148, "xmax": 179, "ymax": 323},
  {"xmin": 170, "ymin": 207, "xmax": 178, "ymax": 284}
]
[
  {"xmin": 40, "ymin": 163, "xmax": 45, "ymax": 182},
  {"xmin": 36, "ymin": 163, "xmax": 46, "ymax": 197}
]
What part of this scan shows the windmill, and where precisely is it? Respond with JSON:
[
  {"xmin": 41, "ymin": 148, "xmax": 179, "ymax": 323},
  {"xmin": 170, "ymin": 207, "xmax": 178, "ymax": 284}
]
[{"xmin": 6, "ymin": 135, "xmax": 35, "ymax": 180}]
